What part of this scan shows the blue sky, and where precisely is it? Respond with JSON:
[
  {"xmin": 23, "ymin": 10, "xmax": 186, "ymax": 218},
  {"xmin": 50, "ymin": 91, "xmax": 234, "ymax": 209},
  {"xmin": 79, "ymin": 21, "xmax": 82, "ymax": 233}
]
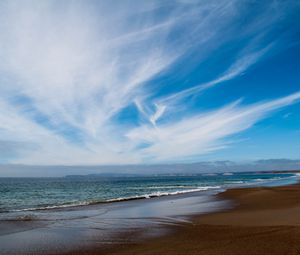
[{"xmin": 0, "ymin": 0, "xmax": 300, "ymax": 165}]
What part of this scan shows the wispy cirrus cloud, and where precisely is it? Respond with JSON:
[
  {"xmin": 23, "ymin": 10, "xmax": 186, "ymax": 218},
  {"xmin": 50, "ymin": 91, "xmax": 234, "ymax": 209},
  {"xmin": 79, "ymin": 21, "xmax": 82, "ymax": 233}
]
[
  {"xmin": 0, "ymin": 0, "xmax": 299, "ymax": 165},
  {"xmin": 127, "ymin": 92, "xmax": 300, "ymax": 162},
  {"xmin": 158, "ymin": 44, "xmax": 273, "ymax": 107}
]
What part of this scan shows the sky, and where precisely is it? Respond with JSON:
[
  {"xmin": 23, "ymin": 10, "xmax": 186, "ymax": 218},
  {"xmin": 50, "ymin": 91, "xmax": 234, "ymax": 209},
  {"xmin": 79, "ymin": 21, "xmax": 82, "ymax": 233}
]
[
  {"xmin": 0, "ymin": 0, "xmax": 300, "ymax": 168},
  {"xmin": 1, "ymin": 159, "xmax": 300, "ymax": 177}
]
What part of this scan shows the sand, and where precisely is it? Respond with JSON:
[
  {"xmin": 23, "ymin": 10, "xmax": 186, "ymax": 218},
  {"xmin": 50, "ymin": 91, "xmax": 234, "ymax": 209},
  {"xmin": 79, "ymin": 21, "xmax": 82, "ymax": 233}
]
[{"xmin": 75, "ymin": 183, "xmax": 300, "ymax": 255}]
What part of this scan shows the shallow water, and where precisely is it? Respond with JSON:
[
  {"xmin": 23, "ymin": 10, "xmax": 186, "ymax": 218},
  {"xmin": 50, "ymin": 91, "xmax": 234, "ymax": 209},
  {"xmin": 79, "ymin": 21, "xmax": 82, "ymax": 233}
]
[{"xmin": 0, "ymin": 191, "xmax": 227, "ymax": 254}]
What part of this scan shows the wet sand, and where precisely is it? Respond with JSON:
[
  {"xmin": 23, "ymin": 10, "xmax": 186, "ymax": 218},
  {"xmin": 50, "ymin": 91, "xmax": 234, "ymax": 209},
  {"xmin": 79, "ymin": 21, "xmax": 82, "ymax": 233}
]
[
  {"xmin": 0, "ymin": 190, "xmax": 227, "ymax": 255},
  {"xmin": 78, "ymin": 183, "xmax": 300, "ymax": 255}
]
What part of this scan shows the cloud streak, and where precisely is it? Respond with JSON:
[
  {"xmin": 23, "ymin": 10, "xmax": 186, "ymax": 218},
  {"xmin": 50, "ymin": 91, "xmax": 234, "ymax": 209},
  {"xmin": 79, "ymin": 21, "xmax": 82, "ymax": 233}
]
[
  {"xmin": 157, "ymin": 43, "xmax": 273, "ymax": 108},
  {"xmin": 0, "ymin": 0, "xmax": 299, "ymax": 165},
  {"xmin": 127, "ymin": 92, "xmax": 300, "ymax": 162}
]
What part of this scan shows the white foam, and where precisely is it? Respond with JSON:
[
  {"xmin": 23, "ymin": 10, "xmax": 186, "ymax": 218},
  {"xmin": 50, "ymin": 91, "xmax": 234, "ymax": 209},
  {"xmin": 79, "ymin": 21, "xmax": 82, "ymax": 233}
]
[
  {"xmin": 107, "ymin": 186, "xmax": 221, "ymax": 202},
  {"xmin": 11, "ymin": 201, "xmax": 92, "ymax": 212}
]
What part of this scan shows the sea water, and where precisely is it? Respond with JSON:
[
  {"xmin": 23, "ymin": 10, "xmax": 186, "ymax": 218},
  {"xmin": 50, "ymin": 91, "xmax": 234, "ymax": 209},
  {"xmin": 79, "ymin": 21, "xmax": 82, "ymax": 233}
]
[{"xmin": 0, "ymin": 172, "xmax": 298, "ymax": 216}]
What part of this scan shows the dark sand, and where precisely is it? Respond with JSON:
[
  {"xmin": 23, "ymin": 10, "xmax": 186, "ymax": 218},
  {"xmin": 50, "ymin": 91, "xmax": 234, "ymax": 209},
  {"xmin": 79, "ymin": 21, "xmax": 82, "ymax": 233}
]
[{"xmin": 74, "ymin": 183, "xmax": 300, "ymax": 255}]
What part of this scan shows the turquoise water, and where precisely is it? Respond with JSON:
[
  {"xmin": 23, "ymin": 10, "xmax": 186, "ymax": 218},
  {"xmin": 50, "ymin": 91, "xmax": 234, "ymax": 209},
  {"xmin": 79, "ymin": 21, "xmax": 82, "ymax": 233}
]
[{"xmin": 0, "ymin": 172, "xmax": 298, "ymax": 214}]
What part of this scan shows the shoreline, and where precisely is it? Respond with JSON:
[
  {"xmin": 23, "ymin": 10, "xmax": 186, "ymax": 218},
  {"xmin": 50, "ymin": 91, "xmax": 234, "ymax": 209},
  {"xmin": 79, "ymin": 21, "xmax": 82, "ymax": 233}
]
[
  {"xmin": 1, "ymin": 176, "xmax": 300, "ymax": 254},
  {"xmin": 1, "ymin": 171, "xmax": 298, "ymax": 216},
  {"xmin": 76, "ymin": 182, "xmax": 300, "ymax": 255},
  {"xmin": 0, "ymin": 187, "xmax": 228, "ymax": 255}
]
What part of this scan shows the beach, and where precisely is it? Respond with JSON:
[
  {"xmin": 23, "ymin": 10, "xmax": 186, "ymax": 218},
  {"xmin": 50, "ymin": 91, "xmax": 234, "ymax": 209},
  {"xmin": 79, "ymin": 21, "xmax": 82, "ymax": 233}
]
[
  {"xmin": 1, "ymin": 1, "xmax": 300, "ymax": 255},
  {"xmin": 78, "ymin": 183, "xmax": 300, "ymax": 255},
  {"xmin": 1, "ymin": 175, "xmax": 300, "ymax": 255}
]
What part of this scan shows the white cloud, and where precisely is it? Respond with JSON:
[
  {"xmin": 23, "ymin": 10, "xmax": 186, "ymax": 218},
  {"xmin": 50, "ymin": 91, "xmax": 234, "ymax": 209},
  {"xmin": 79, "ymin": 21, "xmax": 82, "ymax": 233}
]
[
  {"xmin": 127, "ymin": 92, "xmax": 300, "ymax": 162},
  {"xmin": 0, "ymin": 0, "xmax": 298, "ymax": 165},
  {"xmin": 157, "ymin": 41, "xmax": 274, "ymax": 113}
]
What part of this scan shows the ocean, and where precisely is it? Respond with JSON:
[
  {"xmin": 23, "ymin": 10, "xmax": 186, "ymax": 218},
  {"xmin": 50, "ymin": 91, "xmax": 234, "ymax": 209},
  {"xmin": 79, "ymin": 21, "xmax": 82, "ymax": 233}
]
[{"xmin": 0, "ymin": 171, "xmax": 298, "ymax": 218}]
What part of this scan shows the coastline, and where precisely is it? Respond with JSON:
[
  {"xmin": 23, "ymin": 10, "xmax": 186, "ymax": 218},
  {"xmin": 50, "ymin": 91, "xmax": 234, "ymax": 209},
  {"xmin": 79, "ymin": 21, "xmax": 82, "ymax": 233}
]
[
  {"xmin": 76, "ymin": 182, "xmax": 300, "ymax": 255},
  {"xmin": 0, "ymin": 187, "xmax": 228, "ymax": 255},
  {"xmin": 0, "ymin": 175, "xmax": 300, "ymax": 255}
]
